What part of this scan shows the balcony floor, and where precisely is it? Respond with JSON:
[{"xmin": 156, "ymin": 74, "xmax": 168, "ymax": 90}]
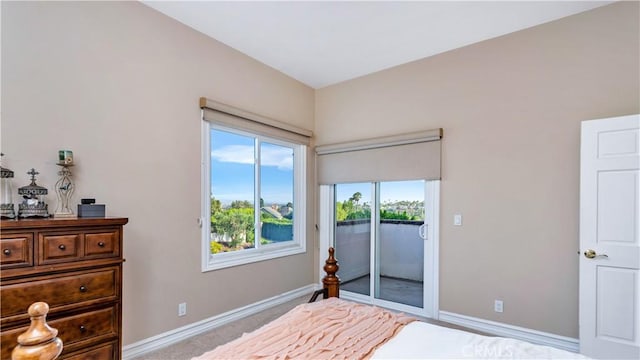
[{"xmin": 341, "ymin": 274, "xmax": 423, "ymax": 308}]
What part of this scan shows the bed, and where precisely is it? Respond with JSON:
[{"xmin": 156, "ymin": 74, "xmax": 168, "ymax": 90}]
[{"xmin": 192, "ymin": 248, "xmax": 588, "ymax": 360}]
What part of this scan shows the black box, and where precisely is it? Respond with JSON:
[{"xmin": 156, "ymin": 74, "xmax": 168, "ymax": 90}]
[{"xmin": 77, "ymin": 204, "xmax": 105, "ymax": 218}]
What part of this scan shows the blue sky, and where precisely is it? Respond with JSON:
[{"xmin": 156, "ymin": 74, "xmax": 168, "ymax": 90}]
[{"xmin": 211, "ymin": 129, "xmax": 293, "ymax": 205}]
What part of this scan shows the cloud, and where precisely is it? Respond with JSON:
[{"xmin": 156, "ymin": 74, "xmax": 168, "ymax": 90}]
[
  {"xmin": 261, "ymin": 146, "xmax": 293, "ymax": 170},
  {"xmin": 211, "ymin": 145, "xmax": 293, "ymax": 170},
  {"xmin": 211, "ymin": 145, "xmax": 254, "ymax": 165}
]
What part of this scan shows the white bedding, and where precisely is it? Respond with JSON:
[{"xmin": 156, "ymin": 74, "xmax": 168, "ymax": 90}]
[{"xmin": 372, "ymin": 321, "xmax": 589, "ymax": 359}]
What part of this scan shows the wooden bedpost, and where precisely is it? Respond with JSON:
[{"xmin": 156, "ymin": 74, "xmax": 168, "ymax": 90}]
[
  {"xmin": 11, "ymin": 302, "xmax": 63, "ymax": 360},
  {"xmin": 322, "ymin": 247, "xmax": 340, "ymax": 298}
]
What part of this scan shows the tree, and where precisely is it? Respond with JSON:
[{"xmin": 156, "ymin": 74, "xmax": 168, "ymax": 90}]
[
  {"xmin": 211, "ymin": 197, "xmax": 256, "ymax": 251},
  {"xmin": 211, "ymin": 197, "xmax": 222, "ymax": 214},
  {"xmin": 230, "ymin": 200, "xmax": 252, "ymax": 209},
  {"xmin": 342, "ymin": 199, "xmax": 354, "ymax": 214},
  {"xmin": 351, "ymin": 192, "xmax": 362, "ymax": 206},
  {"xmin": 336, "ymin": 202, "xmax": 348, "ymax": 221},
  {"xmin": 211, "ymin": 207, "xmax": 254, "ymax": 248},
  {"xmin": 345, "ymin": 207, "xmax": 370, "ymax": 220}
]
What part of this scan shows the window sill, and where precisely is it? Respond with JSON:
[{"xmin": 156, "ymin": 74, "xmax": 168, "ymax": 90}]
[{"xmin": 202, "ymin": 244, "xmax": 306, "ymax": 272}]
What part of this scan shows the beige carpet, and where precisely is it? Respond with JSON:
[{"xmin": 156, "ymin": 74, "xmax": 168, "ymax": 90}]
[
  {"xmin": 131, "ymin": 293, "xmax": 486, "ymax": 359},
  {"xmin": 131, "ymin": 295, "xmax": 310, "ymax": 360}
]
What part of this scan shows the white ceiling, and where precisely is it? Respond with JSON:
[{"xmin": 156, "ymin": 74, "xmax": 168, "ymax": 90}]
[{"xmin": 142, "ymin": 1, "xmax": 614, "ymax": 89}]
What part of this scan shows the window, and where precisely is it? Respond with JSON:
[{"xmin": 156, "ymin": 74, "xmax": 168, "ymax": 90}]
[{"xmin": 201, "ymin": 122, "xmax": 307, "ymax": 271}]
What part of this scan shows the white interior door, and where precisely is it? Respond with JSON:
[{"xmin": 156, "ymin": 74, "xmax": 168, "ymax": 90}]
[{"xmin": 579, "ymin": 114, "xmax": 640, "ymax": 359}]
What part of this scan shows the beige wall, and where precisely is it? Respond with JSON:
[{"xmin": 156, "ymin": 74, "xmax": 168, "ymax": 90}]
[
  {"xmin": 3, "ymin": 0, "xmax": 639, "ymax": 346},
  {"xmin": 1, "ymin": 1, "xmax": 315, "ymax": 344},
  {"xmin": 315, "ymin": 2, "xmax": 639, "ymax": 338}
]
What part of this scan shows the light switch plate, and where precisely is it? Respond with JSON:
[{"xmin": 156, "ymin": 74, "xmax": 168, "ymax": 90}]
[{"xmin": 454, "ymin": 214, "xmax": 462, "ymax": 226}]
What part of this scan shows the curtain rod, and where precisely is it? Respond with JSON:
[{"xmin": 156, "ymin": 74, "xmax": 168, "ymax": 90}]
[
  {"xmin": 316, "ymin": 128, "xmax": 442, "ymax": 155},
  {"xmin": 200, "ymin": 97, "xmax": 312, "ymax": 138}
]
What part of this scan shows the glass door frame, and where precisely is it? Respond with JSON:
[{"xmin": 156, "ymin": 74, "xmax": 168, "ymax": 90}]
[{"xmin": 318, "ymin": 181, "xmax": 440, "ymax": 319}]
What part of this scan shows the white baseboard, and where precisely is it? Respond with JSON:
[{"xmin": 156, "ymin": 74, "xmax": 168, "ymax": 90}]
[
  {"xmin": 438, "ymin": 311, "xmax": 579, "ymax": 353},
  {"xmin": 122, "ymin": 284, "xmax": 318, "ymax": 360}
]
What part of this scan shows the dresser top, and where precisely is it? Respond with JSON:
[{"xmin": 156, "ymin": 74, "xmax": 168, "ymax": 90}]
[{"xmin": 0, "ymin": 217, "xmax": 128, "ymax": 230}]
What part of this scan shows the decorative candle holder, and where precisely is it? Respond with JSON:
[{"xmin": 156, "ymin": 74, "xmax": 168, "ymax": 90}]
[
  {"xmin": 58, "ymin": 150, "xmax": 73, "ymax": 165},
  {"xmin": 54, "ymin": 162, "xmax": 75, "ymax": 218},
  {"xmin": 18, "ymin": 168, "xmax": 49, "ymax": 218}
]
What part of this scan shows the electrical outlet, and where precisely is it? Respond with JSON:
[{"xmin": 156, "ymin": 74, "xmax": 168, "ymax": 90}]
[
  {"xmin": 178, "ymin": 302, "xmax": 187, "ymax": 317},
  {"xmin": 494, "ymin": 300, "xmax": 503, "ymax": 313}
]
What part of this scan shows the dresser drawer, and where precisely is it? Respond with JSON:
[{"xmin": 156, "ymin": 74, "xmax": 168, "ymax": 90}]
[
  {"xmin": 63, "ymin": 340, "xmax": 116, "ymax": 360},
  {"xmin": 0, "ymin": 234, "xmax": 33, "ymax": 269},
  {"xmin": 85, "ymin": 231, "xmax": 119, "ymax": 258},
  {"xmin": 40, "ymin": 233, "xmax": 82, "ymax": 264},
  {"xmin": 1, "ymin": 268, "xmax": 119, "ymax": 320},
  {"xmin": 55, "ymin": 306, "xmax": 117, "ymax": 349},
  {"xmin": 38, "ymin": 229, "xmax": 120, "ymax": 265},
  {"xmin": 0, "ymin": 306, "xmax": 117, "ymax": 359}
]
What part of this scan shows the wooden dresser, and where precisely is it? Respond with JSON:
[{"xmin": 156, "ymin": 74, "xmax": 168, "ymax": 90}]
[{"xmin": 0, "ymin": 217, "xmax": 128, "ymax": 360}]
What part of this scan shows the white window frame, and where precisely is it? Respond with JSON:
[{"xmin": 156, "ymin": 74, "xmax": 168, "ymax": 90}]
[{"xmin": 201, "ymin": 120, "xmax": 307, "ymax": 272}]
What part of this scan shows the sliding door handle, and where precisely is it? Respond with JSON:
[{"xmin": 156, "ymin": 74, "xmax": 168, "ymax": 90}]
[{"xmin": 418, "ymin": 224, "xmax": 427, "ymax": 240}]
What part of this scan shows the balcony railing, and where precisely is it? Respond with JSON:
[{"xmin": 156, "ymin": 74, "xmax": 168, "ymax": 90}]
[{"xmin": 336, "ymin": 220, "xmax": 424, "ymax": 283}]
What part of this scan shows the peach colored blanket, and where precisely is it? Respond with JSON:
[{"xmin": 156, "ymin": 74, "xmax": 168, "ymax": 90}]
[{"xmin": 192, "ymin": 298, "xmax": 415, "ymax": 360}]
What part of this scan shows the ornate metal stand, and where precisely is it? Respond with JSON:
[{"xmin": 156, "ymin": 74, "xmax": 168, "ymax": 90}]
[
  {"xmin": 1, "ymin": 153, "xmax": 16, "ymax": 219},
  {"xmin": 54, "ymin": 163, "xmax": 75, "ymax": 218},
  {"xmin": 18, "ymin": 169, "xmax": 49, "ymax": 218}
]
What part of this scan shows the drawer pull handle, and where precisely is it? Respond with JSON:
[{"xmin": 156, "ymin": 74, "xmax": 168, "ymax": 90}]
[
  {"xmin": 98, "ymin": 241, "xmax": 105, "ymax": 247},
  {"xmin": 79, "ymin": 285, "xmax": 87, "ymax": 293},
  {"xmin": 79, "ymin": 325, "xmax": 86, "ymax": 333},
  {"xmin": 2, "ymin": 249, "xmax": 10, "ymax": 256},
  {"xmin": 58, "ymin": 244, "xmax": 66, "ymax": 251}
]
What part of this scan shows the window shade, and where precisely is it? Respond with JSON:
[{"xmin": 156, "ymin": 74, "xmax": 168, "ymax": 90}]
[
  {"xmin": 200, "ymin": 97, "xmax": 312, "ymax": 145},
  {"xmin": 316, "ymin": 129, "xmax": 442, "ymax": 184}
]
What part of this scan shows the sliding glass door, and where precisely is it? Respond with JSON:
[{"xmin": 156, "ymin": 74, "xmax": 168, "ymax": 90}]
[
  {"xmin": 375, "ymin": 181, "xmax": 425, "ymax": 308},
  {"xmin": 334, "ymin": 183, "xmax": 372, "ymax": 296},
  {"xmin": 333, "ymin": 180, "xmax": 435, "ymax": 314}
]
